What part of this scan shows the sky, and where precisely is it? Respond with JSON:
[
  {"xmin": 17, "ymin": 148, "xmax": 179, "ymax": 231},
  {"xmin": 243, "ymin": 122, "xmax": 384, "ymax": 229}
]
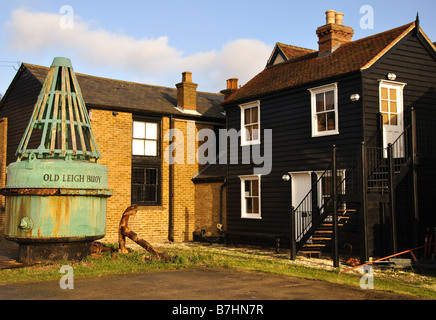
[{"xmin": 1, "ymin": 0, "xmax": 436, "ymax": 96}]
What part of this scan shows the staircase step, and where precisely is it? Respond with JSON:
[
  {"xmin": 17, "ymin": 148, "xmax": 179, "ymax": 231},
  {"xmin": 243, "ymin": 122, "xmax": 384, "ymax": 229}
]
[
  {"xmin": 338, "ymin": 209, "xmax": 356, "ymax": 212},
  {"xmin": 321, "ymin": 223, "xmax": 344, "ymax": 227},
  {"xmin": 299, "ymin": 250, "xmax": 321, "ymax": 258},
  {"xmin": 312, "ymin": 237, "xmax": 332, "ymax": 241},
  {"xmin": 303, "ymin": 244, "xmax": 327, "ymax": 248},
  {"xmin": 315, "ymin": 230, "xmax": 333, "ymax": 234}
]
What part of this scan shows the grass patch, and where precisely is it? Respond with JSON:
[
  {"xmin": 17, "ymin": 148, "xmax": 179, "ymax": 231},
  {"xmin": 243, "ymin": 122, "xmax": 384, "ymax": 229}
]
[{"xmin": 1, "ymin": 243, "xmax": 435, "ymax": 299}]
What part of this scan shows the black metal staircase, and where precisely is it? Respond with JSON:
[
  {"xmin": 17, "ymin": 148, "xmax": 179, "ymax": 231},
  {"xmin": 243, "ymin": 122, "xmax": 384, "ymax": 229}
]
[{"xmin": 291, "ymin": 109, "xmax": 419, "ymax": 263}]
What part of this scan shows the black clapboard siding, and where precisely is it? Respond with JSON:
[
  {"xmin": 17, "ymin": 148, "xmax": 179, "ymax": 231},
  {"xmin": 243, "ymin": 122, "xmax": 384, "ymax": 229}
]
[
  {"xmin": 361, "ymin": 31, "xmax": 436, "ymax": 253},
  {"xmin": 362, "ymin": 32, "xmax": 436, "ymax": 141},
  {"xmin": 225, "ymin": 72, "xmax": 363, "ymax": 245}
]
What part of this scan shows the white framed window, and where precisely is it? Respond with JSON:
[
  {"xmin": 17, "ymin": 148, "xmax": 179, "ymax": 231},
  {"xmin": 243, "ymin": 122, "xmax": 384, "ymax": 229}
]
[
  {"xmin": 132, "ymin": 121, "xmax": 158, "ymax": 156},
  {"xmin": 240, "ymin": 100, "xmax": 260, "ymax": 146},
  {"xmin": 309, "ymin": 83, "xmax": 339, "ymax": 137},
  {"xmin": 239, "ymin": 175, "xmax": 261, "ymax": 219}
]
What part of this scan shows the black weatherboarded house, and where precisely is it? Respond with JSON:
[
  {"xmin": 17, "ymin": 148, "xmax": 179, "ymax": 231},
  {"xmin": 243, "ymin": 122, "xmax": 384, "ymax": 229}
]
[{"xmin": 222, "ymin": 10, "xmax": 436, "ymax": 262}]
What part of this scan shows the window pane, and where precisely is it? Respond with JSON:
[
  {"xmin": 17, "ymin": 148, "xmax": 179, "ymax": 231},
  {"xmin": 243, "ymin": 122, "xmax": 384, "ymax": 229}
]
[
  {"xmin": 245, "ymin": 180, "xmax": 251, "ymax": 195},
  {"xmin": 389, "ymin": 88, "xmax": 397, "ymax": 101},
  {"xmin": 390, "ymin": 114, "xmax": 398, "ymax": 125},
  {"xmin": 145, "ymin": 122, "xmax": 157, "ymax": 140},
  {"xmin": 133, "ymin": 186, "xmax": 143, "ymax": 203},
  {"xmin": 244, "ymin": 108, "xmax": 251, "ymax": 125},
  {"xmin": 145, "ymin": 185, "xmax": 157, "ymax": 202},
  {"xmin": 316, "ymin": 93, "xmax": 324, "ymax": 112},
  {"xmin": 246, "ymin": 198, "xmax": 253, "ymax": 213},
  {"xmin": 133, "ymin": 121, "xmax": 145, "ymax": 139},
  {"xmin": 144, "ymin": 140, "xmax": 157, "ymax": 156},
  {"xmin": 381, "ymin": 87, "xmax": 388, "ymax": 100},
  {"xmin": 391, "ymin": 101, "xmax": 397, "ymax": 113},
  {"xmin": 381, "ymin": 100, "xmax": 389, "ymax": 112},
  {"xmin": 317, "ymin": 113, "xmax": 326, "ymax": 132},
  {"xmin": 252, "ymin": 197, "xmax": 259, "ymax": 214},
  {"xmin": 327, "ymin": 112, "xmax": 336, "ymax": 130},
  {"xmin": 133, "ymin": 168, "xmax": 145, "ymax": 184},
  {"xmin": 325, "ymin": 91, "xmax": 334, "ymax": 110},
  {"xmin": 251, "ymin": 107, "xmax": 258, "ymax": 123},
  {"xmin": 251, "ymin": 180, "xmax": 259, "ymax": 196},
  {"xmin": 145, "ymin": 168, "xmax": 158, "ymax": 185},
  {"xmin": 382, "ymin": 113, "xmax": 389, "ymax": 125},
  {"xmin": 252, "ymin": 125, "xmax": 259, "ymax": 141},
  {"xmin": 132, "ymin": 139, "xmax": 145, "ymax": 155},
  {"xmin": 243, "ymin": 126, "xmax": 250, "ymax": 142}
]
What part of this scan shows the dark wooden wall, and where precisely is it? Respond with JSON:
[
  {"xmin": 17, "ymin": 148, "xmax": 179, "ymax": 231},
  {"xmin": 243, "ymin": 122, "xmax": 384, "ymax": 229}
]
[
  {"xmin": 0, "ymin": 66, "xmax": 42, "ymax": 165},
  {"xmin": 362, "ymin": 31, "xmax": 436, "ymax": 252},
  {"xmin": 225, "ymin": 72, "xmax": 363, "ymax": 245}
]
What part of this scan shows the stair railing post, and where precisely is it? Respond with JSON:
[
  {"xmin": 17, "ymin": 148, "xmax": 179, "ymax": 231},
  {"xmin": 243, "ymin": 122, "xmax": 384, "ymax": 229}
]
[
  {"xmin": 409, "ymin": 107, "xmax": 419, "ymax": 248},
  {"xmin": 332, "ymin": 145, "xmax": 339, "ymax": 267},
  {"xmin": 311, "ymin": 172, "xmax": 319, "ymax": 227},
  {"xmin": 360, "ymin": 141, "xmax": 369, "ymax": 262},
  {"xmin": 388, "ymin": 143, "xmax": 398, "ymax": 254},
  {"xmin": 290, "ymin": 206, "xmax": 296, "ymax": 261}
]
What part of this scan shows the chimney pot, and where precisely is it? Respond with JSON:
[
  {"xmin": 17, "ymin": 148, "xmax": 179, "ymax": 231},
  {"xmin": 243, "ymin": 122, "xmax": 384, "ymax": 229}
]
[
  {"xmin": 335, "ymin": 12, "xmax": 344, "ymax": 25},
  {"xmin": 326, "ymin": 10, "xmax": 336, "ymax": 24},
  {"xmin": 221, "ymin": 78, "xmax": 239, "ymax": 99},
  {"xmin": 227, "ymin": 78, "xmax": 239, "ymax": 90},
  {"xmin": 182, "ymin": 71, "xmax": 192, "ymax": 83}
]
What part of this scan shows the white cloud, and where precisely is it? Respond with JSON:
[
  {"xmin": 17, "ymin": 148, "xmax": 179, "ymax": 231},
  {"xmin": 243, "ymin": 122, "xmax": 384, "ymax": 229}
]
[{"xmin": 5, "ymin": 8, "xmax": 272, "ymax": 92}]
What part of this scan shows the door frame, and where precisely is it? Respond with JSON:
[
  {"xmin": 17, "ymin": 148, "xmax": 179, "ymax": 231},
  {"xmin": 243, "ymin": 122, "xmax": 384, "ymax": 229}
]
[{"xmin": 378, "ymin": 80, "xmax": 407, "ymax": 158}]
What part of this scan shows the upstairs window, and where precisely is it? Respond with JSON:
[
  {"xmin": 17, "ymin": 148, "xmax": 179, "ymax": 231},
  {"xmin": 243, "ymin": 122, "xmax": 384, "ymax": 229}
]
[
  {"xmin": 132, "ymin": 121, "xmax": 158, "ymax": 156},
  {"xmin": 240, "ymin": 101, "xmax": 260, "ymax": 146},
  {"xmin": 309, "ymin": 83, "xmax": 339, "ymax": 137}
]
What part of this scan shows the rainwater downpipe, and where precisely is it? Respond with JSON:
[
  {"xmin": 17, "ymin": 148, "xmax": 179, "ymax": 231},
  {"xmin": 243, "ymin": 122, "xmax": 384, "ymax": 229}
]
[
  {"xmin": 219, "ymin": 178, "xmax": 227, "ymax": 228},
  {"xmin": 168, "ymin": 115, "xmax": 174, "ymax": 242}
]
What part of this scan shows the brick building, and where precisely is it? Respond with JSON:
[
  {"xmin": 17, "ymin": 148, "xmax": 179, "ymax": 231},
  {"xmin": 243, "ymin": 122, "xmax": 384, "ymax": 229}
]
[{"xmin": 0, "ymin": 62, "xmax": 228, "ymax": 245}]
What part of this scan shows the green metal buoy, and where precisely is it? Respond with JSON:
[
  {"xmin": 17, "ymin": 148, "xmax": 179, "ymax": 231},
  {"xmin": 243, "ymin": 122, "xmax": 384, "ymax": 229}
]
[{"xmin": 0, "ymin": 57, "xmax": 112, "ymax": 263}]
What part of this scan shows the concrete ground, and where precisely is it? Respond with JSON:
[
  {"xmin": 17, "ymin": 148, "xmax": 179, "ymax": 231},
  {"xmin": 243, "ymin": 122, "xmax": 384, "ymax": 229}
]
[{"xmin": 0, "ymin": 239, "xmax": 418, "ymax": 300}]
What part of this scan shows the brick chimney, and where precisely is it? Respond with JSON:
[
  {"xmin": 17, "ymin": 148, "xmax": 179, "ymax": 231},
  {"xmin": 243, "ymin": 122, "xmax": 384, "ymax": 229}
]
[
  {"xmin": 316, "ymin": 10, "xmax": 354, "ymax": 57},
  {"xmin": 176, "ymin": 71, "xmax": 198, "ymax": 111},
  {"xmin": 220, "ymin": 78, "xmax": 239, "ymax": 99}
]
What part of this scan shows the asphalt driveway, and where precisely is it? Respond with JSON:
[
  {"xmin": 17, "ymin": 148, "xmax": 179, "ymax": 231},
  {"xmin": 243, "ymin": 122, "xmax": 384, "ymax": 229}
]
[{"xmin": 0, "ymin": 268, "xmax": 415, "ymax": 300}]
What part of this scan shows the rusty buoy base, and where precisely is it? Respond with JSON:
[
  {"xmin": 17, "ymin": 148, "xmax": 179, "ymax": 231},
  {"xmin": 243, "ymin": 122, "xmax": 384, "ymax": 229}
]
[{"xmin": 18, "ymin": 242, "xmax": 93, "ymax": 264}]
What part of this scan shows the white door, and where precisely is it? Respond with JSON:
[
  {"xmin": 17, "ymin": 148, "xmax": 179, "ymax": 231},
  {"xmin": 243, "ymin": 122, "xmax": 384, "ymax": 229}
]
[
  {"xmin": 290, "ymin": 172, "xmax": 313, "ymax": 241},
  {"xmin": 379, "ymin": 81, "xmax": 406, "ymax": 158}
]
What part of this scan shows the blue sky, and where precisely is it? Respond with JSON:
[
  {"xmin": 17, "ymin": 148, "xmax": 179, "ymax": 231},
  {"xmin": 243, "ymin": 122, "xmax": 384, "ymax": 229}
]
[{"xmin": 1, "ymin": 0, "xmax": 435, "ymax": 96}]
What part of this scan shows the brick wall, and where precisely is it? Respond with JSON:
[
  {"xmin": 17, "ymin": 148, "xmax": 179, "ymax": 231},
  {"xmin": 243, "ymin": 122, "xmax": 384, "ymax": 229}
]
[
  {"xmin": 89, "ymin": 109, "xmax": 132, "ymax": 244},
  {"xmin": 90, "ymin": 111, "xmax": 221, "ymax": 246},
  {"xmin": 0, "ymin": 118, "xmax": 7, "ymax": 238},
  {"xmin": 194, "ymin": 182, "xmax": 227, "ymax": 236}
]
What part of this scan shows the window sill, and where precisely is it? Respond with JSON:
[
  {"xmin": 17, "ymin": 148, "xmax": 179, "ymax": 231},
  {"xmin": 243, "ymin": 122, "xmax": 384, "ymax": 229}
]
[
  {"xmin": 241, "ymin": 140, "xmax": 261, "ymax": 147},
  {"xmin": 137, "ymin": 205, "xmax": 164, "ymax": 210},
  {"xmin": 241, "ymin": 215, "xmax": 262, "ymax": 220},
  {"xmin": 312, "ymin": 130, "xmax": 339, "ymax": 138}
]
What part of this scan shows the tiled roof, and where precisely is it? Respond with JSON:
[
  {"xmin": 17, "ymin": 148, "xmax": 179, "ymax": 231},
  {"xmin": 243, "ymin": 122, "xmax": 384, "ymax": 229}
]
[
  {"xmin": 225, "ymin": 22, "xmax": 415, "ymax": 104},
  {"xmin": 23, "ymin": 63, "xmax": 225, "ymax": 119},
  {"xmin": 277, "ymin": 43, "xmax": 316, "ymax": 60}
]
